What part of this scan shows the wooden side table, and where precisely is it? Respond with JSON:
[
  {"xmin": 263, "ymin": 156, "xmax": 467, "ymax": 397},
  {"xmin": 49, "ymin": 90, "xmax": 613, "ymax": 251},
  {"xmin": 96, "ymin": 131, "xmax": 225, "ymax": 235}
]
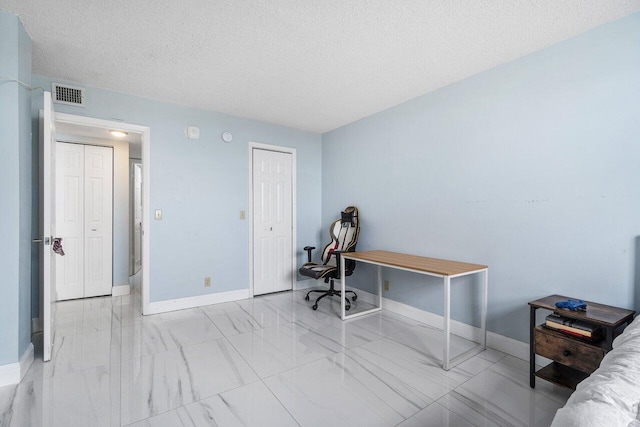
[{"xmin": 529, "ymin": 294, "xmax": 634, "ymax": 390}]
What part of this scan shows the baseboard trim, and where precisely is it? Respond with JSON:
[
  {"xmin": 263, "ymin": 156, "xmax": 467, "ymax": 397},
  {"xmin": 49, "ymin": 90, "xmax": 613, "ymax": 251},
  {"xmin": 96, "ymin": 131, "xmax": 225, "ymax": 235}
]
[
  {"xmin": 353, "ymin": 287, "xmax": 529, "ymax": 361},
  {"xmin": 112, "ymin": 284, "xmax": 131, "ymax": 297},
  {"xmin": 148, "ymin": 289, "xmax": 250, "ymax": 315},
  {"xmin": 0, "ymin": 344, "xmax": 34, "ymax": 387},
  {"xmin": 20, "ymin": 344, "xmax": 33, "ymax": 382}
]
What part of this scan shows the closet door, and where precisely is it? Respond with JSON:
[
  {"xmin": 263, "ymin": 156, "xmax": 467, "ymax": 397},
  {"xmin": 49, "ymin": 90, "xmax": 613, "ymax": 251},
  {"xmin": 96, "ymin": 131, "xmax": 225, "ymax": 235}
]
[
  {"xmin": 55, "ymin": 143, "xmax": 113, "ymax": 300},
  {"xmin": 252, "ymin": 148, "xmax": 293, "ymax": 295},
  {"xmin": 55, "ymin": 142, "xmax": 85, "ymax": 300},
  {"xmin": 84, "ymin": 145, "xmax": 113, "ymax": 298}
]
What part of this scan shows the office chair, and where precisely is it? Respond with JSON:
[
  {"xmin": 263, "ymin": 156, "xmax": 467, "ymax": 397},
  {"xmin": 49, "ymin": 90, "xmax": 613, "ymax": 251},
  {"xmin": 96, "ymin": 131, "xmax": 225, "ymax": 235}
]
[{"xmin": 299, "ymin": 206, "xmax": 359, "ymax": 310}]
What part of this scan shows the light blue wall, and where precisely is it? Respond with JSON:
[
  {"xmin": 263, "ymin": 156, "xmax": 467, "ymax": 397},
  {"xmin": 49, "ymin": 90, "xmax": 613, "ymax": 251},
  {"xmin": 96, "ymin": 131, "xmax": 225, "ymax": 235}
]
[
  {"xmin": 31, "ymin": 76, "xmax": 323, "ymax": 304},
  {"xmin": 322, "ymin": 12, "xmax": 640, "ymax": 343},
  {"xmin": 0, "ymin": 10, "xmax": 32, "ymax": 366},
  {"xmin": 17, "ymin": 11, "xmax": 33, "ymax": 362}
]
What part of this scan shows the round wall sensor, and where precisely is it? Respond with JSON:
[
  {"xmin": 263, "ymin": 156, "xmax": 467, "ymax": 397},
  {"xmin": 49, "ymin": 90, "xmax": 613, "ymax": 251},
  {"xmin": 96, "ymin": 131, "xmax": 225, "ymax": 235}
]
[
  {"xmin": 221, "ymin": 131, "xmax": 233, "ymax": 143},
  {"xmin": 186, "ymin": 126, "xmax": 200, "ymax": 140}
]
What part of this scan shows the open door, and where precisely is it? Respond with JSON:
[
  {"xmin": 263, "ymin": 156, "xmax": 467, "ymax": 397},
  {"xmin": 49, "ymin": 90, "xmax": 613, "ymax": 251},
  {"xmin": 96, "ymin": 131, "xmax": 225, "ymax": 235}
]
[{"xmin": 39, "ymin": 91, "xmax": 56, "ymax": 362}]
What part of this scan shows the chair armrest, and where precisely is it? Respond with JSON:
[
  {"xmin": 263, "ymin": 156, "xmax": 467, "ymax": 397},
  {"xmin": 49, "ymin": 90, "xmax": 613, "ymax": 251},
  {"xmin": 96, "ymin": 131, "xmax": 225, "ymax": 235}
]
[
  {"xmin": 303, "ymin": 246, "xmax": 316, "ymax": 263},
  {"xmin": 331, "ymin": 250, "xmax": 344, "ymax": 266}
]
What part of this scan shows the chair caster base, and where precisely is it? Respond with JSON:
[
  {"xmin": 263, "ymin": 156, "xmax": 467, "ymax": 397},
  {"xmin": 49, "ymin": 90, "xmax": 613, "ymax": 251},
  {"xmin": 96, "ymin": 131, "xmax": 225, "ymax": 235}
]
[
  {"xmin": 352, "ymin": 296, "xmax": 357, "ymax": 301},
  {"xmin": 312, "ymin": 304, "xmax": 318, "ymax": 310},
  {"xmin": 304, "ymin": 296, "xmax": 309, "ymax": 301}
]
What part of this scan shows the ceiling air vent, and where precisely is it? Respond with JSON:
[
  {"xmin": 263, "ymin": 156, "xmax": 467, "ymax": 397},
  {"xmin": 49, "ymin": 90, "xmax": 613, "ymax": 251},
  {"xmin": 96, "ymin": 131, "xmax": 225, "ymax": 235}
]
[{"xmin": 52, "ymin": 83, "xmax": 85, "ymax": 107}]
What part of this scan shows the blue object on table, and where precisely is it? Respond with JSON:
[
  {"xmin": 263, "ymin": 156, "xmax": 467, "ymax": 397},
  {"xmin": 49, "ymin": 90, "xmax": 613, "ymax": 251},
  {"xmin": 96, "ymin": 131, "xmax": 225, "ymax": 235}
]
[{"xmin": 555, "ymin": 299, "xmax": 587, "ymax": 312}]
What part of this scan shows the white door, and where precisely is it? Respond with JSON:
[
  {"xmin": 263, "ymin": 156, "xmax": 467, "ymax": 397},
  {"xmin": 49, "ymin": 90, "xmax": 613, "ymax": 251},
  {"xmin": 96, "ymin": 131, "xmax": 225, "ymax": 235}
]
[
  {"xmin": 133, "ymin": 163, "xmax": 142, "ymax": 273},
  {"xmin": 39, "ymin": 91, "xmax": 56, "ymax": 362},
  {"xmin": 55, "ymin": 143, "xmax": 113, "ymax": 300},
  {"xmin": 55, "ymin": 142, "xmax": 84, "ymax": 300},
  {"xmin": 252, "ymin": 149, "xmax": 293, "ymax": 295},
  {"xmin": 84, "ymin": 145, "xmax": 113, "ymax": 297}
]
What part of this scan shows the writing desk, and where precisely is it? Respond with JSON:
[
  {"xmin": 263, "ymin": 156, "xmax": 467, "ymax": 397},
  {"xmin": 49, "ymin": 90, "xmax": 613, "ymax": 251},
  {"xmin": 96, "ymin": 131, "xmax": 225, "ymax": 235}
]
[{"xmin": 339, "ymin": 250, "xmax": 488, "ymax": 370}]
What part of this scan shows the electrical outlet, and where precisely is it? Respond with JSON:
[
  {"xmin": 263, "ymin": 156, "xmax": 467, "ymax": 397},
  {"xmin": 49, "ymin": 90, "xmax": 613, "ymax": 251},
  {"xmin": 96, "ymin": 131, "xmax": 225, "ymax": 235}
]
[
  {"xmin": 384, "ymin": 280, "xmax": 390, "ymax": 291},
  {"xmin": 204, "ymin": 277, "xmax": 211, "ymax": 287},
  {"xmin": 239, "ymin": 210, "xmax": 245, "ymax": 220}
]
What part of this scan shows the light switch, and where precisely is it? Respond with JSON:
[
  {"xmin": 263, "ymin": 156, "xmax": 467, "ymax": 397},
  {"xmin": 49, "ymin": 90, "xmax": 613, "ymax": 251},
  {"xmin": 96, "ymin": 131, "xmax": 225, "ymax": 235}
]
[
  {"xmin": 155, "ymin": 209, "xmax": 162, "ymax": 220},
  {"xmin": 239, "ymin": 210, "xmax": 245, "ymax": 220}
]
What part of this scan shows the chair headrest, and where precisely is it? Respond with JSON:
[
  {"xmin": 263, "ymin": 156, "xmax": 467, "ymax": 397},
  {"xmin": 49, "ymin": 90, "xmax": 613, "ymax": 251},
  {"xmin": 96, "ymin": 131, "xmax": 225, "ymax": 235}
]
[{"xmin": 340, "ymin": 206, "xmax": 358, "ymax": 227}]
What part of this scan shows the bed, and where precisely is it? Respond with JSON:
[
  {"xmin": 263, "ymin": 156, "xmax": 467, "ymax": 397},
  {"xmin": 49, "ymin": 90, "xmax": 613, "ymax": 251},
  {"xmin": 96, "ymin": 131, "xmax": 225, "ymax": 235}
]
[{"xmin": 551, "ymin": 315, "xmax": 640, "ymax": 426}]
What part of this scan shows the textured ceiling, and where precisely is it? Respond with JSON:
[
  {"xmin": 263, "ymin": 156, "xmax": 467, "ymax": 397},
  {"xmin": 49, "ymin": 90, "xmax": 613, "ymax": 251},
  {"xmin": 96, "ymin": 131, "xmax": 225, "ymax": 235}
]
[{"xmin": 2, "ymin": 1, "xmax": 640, "ymax": 133}]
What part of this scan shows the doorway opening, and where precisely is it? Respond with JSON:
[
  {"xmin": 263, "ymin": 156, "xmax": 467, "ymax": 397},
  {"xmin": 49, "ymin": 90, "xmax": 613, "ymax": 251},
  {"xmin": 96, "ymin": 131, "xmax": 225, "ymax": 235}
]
[{"xmin": 52, "ymin": 114, "xmax": 150, "ymax": 315}]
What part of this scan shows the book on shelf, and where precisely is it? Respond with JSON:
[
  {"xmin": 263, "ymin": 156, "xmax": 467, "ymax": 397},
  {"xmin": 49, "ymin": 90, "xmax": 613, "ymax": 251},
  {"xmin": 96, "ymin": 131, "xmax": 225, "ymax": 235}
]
[{"xmin": 545, "ymin": 314, "xmax": 603, "ymax": 340}]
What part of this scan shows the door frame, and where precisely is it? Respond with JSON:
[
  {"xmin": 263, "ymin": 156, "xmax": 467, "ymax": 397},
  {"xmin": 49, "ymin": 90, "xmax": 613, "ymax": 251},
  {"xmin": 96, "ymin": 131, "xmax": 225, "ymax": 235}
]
[
  {"xmin": 55, "ymin": 112, "xmax": 151, "ymax": 315},
  {"xmin": 129, "ymin": 159, "xmax": 142, "ymax": 276},
  {"xmin": 248, "ymin": 142, "xmax": 297, "ymax": 298}
]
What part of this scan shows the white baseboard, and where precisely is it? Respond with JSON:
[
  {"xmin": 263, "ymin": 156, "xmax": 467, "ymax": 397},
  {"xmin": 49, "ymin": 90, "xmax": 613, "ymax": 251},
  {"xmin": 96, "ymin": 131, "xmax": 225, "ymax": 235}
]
[
  {"xmin": 0, "ymin": 344, "xmax": 34, "ymax": 387},
  {"xmin": 112, "ymin": 284, "xmax": 131, "ymax": 297},
  {"xmin": 295, "ymin": 279, "xmax": 318, "ymax": 290},
  {"xmin": 148, "ymin": 289, "xmax": 250, "ymax": 315},
  {"xmin": 353, "ymin": 287, "xmax": 529, "ymax": 361},
  {"xmin": 20, "ymin": 344, "xmax": 33, "ymax": 381}
]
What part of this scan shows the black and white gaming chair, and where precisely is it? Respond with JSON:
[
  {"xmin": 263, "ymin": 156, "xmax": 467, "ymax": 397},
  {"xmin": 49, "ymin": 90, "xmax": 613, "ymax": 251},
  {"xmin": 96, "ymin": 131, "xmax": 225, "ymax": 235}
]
[{"xmin": 299, "ymin": 206, "xmax": 360, "ymax": 310}]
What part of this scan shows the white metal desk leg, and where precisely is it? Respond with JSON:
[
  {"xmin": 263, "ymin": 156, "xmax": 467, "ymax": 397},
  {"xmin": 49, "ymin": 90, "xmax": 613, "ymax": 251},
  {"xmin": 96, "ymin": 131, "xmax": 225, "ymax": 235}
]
[
  {"xmin": 377, "ymin": 266, "xmax": 382, "ymax": 308},
  {"xmin": 481, "ymin": 269, "xmax": 488, "ymax": 348},
  {"xmin": 340, "ymin": 255, "xmax": 346, "ymax": 320},
  {"xmin": 443, "ymin": 275, "xmax": 451, "ymax": 370}
]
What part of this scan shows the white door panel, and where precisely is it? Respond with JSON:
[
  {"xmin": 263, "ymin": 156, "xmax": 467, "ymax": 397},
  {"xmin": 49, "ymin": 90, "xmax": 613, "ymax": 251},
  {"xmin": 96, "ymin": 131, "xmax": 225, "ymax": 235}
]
[
  {"xmin": 55, "ymin": 142, "xmax": 85, "ymax": 300},
  {"xmin": 84, "ymin": 145, "xmax": 113, "ymax": 298},
  {"xmin": 253, "ymin": 149, "xmax": 292, "ymax": 295}
]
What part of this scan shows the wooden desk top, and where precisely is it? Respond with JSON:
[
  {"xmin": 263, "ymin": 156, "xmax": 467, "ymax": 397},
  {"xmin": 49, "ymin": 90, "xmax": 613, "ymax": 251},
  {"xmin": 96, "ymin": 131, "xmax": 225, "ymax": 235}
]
[
  {"xmin": 342, "ymin": 250, "xmax": 487, "ymax": 276},
  {"xmin": 529, "ymin": 294, "xmax": 635, "ymax": 327}
]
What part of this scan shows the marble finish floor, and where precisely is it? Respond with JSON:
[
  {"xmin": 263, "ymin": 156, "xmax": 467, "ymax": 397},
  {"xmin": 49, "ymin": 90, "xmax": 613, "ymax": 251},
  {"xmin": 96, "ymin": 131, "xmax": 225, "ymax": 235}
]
[{"xmin": 0, "ymin": 287, "xmax": 571, "ymax": 426}]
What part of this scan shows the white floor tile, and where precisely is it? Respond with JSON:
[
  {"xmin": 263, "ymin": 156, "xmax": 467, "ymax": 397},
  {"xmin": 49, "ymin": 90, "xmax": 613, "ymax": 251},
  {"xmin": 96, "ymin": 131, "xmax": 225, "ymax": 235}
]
[
  {"xmin": 120, "ymin": 338, "xmax": 258, "ymax": 425},
  {"xmin": 125, "ymin": 409, "xmax": 187, "ymax": 427},
  {"xmin": 1, "ymin": 290, "xmax": 572, "ymax": 427},
  {"xmin": 235, "ymin": 298, "xmax": 294, "ymax": 327},
  {"xmin": 227, "ymin": 322, "xmax": 344, "ymax": 378},
  {"xmin": 119, "ymin": 313, "xmax": 223, "ymax": 361},
  {"xmin": 347, "ymin": 310, "xmax": 419, "ymax": 338},
  {"xmin": 203, "ymin": 307, "xmax": 261, "ymax": 337},
  {"xmin": 46, "ymin": 364, "xmax": 121, "ymax": 427},
  {"xmin": 264, "ymin": 353, "xmax": 429, "ymax": 427},
  {"xmin": 440, "ymin": 356, "xmax": 569, "ymax": 427},
  {"xmin": 397, "ymin": 402, "xmax": 475, "ymax": 427},
  {"xmin": 387, "ymin": 323, "xmax": 479, "ymax": 364},
  {"xmin": 181, "ymin": 381, "xmax": 298, "ymax": 427},
  {"xmin": 350, "ymin": 338, "xmax": 471, "ymax": 401},
  {"xmin": 46, "ymin": 328, "xmax": 119, "ymax": 376}
]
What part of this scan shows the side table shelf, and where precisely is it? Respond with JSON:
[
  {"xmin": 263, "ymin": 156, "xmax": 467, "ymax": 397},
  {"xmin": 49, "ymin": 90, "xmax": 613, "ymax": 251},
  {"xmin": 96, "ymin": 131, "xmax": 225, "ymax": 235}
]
[{"xmin": 529, "ymin": 294, "xmax": 635, "ymax": 390}]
